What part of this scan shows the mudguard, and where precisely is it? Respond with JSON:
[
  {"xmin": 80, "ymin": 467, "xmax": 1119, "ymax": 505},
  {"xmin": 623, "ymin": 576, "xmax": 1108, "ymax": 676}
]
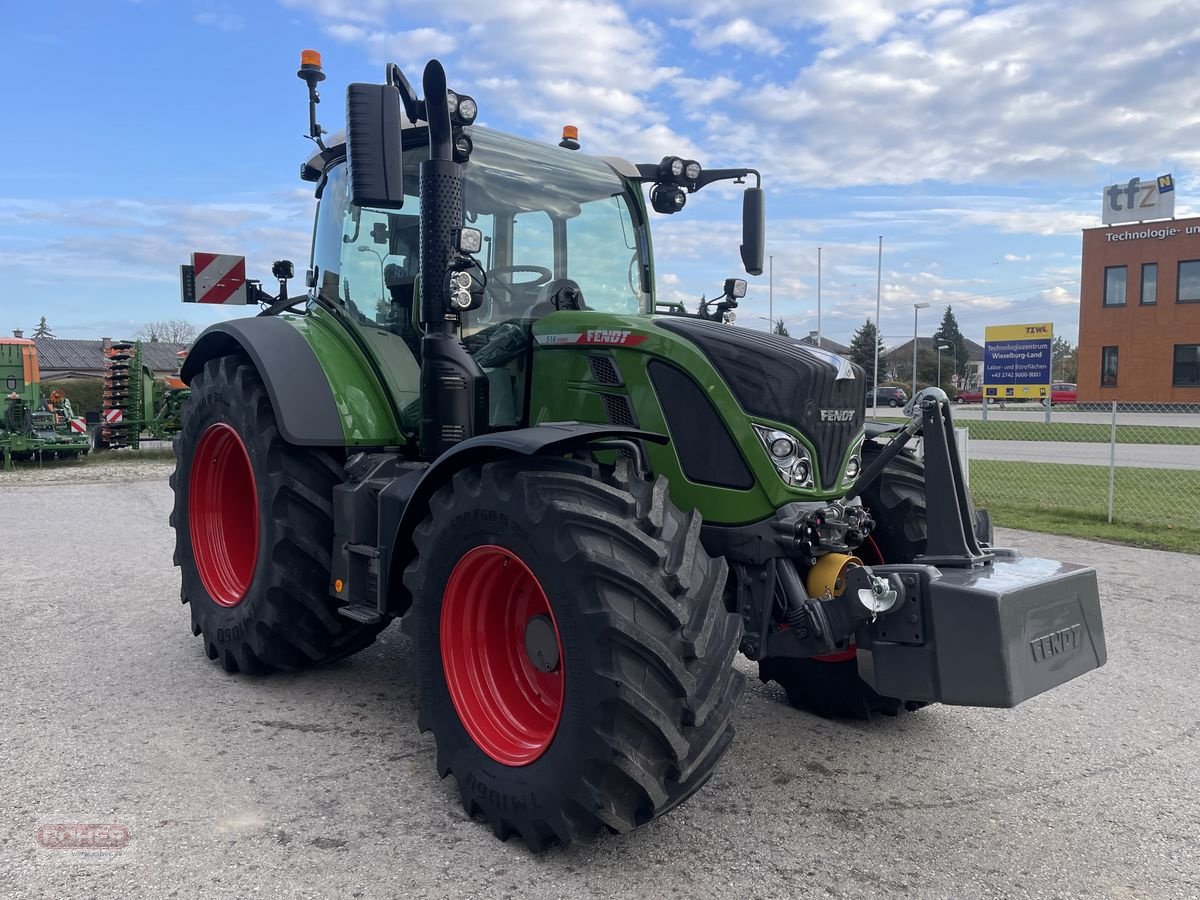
[
  {"xmin": 375, "ymin": 422, "xmax": 668, "ymax": 616},
  {"xmin": 182, "ymin": 316, "xmax": 402, "ymax": 446}
]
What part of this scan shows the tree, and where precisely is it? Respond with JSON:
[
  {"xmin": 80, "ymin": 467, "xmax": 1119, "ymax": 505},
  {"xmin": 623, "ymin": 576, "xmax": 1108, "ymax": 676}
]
[
  {"xmin": 931, "ymin": 305, "xmax": 968, "ymax": 386},
  {"xmin": 1052, "ymin": 336, "xmax": 1078, "ymax": 383},
  {"xmin": 848, "ymin": 318, "xmax": 885, "ymax": 383},
  {"xmin": 135, "ymin": 319, "xmax": 199, "ymax": 343},
  {"xmin": 894, "ymin": 348, "xmax": 940, "ymax": 389},
  {"xmin": 32, "ymin": 316, "xmax": 54, "ymax": 339},
  {"xmin": 772, "ymin": 318, "xmax": 789, "ymax": 337}
]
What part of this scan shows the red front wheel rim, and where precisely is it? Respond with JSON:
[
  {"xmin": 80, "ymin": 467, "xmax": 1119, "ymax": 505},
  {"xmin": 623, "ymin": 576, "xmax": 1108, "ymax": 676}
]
[
  {"xmin": 441, "ymin": 546, "xmax": 565, "ymax": 766},
  {"xmin": 189, "ymin": 422, "xmax": 259, "ymax": 608}
]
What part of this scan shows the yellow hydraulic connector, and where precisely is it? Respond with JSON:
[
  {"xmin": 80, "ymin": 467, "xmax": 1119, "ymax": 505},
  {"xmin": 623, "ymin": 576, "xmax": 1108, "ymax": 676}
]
[{"xmin": 806, "ymin": 552, "xmax": 862, "ymax": 598}]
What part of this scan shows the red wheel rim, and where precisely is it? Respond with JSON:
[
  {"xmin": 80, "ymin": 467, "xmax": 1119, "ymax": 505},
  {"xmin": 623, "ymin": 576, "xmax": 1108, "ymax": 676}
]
[
  {"xmin": 441, "ymin": 546, "xmax": 564, "ymax": 766},
  {"xmin": 189, "ymin": 422, "xmax": 259, "ymax": 608},
  {"xmin": 812, "ymin": 536, "xmax": 884, "ymax": 664}
]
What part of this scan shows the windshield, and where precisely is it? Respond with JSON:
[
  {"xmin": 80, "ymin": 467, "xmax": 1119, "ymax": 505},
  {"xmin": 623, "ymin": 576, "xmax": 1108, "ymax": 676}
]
[{"xmin": 311, "ymin": 126, "xmax": 650, "ymax": 335}]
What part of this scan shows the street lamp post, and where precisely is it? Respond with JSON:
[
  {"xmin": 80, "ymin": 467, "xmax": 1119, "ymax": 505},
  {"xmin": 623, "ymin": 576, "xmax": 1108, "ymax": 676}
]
[
  {"xmin": 358, "ymin": 245, "xmax": 385, "ymax": 295},
  {"xmin": 937, "ymin": 343, "xmax": 951, "ymax": 387},
  {"xmin": 912, "ymin": 302, "xmax": 930, "ymax": 396}
]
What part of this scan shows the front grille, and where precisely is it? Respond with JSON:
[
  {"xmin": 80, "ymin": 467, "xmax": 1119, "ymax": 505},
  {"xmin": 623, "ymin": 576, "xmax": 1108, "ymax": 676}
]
[{"xmin": 655, "ymin": 317, "xmax": 864, "ymax": 490}]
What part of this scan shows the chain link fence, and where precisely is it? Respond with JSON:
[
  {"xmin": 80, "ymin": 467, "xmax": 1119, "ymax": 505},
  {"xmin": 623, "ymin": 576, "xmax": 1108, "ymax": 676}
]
[{"xmin": 944, "ymin": 401, "xmax": 1200, "ymax": 554}]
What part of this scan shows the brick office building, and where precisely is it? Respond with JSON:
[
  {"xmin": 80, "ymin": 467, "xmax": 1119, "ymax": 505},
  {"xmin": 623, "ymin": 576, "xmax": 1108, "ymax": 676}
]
[{"xmin": 1078, "ymin": 216, "xmax": 1200, "ymax": 403}]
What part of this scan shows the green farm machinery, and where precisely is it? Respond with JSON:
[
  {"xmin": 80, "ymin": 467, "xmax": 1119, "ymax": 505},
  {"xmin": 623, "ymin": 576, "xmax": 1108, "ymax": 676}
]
[
  {"xmin": 1, "ymin": 337, "xmax": 90, "ymax": 470},
  {"xmin": 169, "ymin": 51, "xmax": 1107, "ymax": 850},
  {"xmin": 95, "ymin": 341, "xmax": 188, "ymax": 450}
]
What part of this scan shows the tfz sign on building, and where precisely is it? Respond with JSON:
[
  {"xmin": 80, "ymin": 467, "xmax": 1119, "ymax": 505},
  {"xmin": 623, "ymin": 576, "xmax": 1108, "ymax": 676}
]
[{"xmin": 1101, "ymin": 175, "xmax": 1175, "ymax": 225}]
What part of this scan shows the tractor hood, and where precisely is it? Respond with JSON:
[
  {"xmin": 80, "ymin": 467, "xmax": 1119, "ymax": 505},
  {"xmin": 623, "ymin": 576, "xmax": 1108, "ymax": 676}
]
[{"xmin": 653, "ymin": 317, "xmax": 865, "ymax": 491}]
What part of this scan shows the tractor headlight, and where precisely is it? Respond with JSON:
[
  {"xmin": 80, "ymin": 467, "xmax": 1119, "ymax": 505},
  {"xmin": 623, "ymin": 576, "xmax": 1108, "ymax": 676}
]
[
  {"xmin": 457, "ymin": 95, "xmax": 478, "ymax": 123},
  {"xmin": 650, "ymin": 183, "xmax": 687, "ymax": 214},
  {"xmin": 753, "ymin": 425, "xmax": 814, "ymax": 489},
  {"xmin": 842, "ymin": 432, "xmax": 865, "ymax": 486},
  {"xmin": 684, "ymin": 160, "xmax": 701, "ymax": 181},
  {"xmin": 446, "ymin": 90, "xmax": 459, "ymax": 114}
]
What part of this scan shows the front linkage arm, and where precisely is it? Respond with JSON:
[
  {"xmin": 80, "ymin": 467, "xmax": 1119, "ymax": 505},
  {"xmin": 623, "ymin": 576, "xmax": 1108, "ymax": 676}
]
[{"xmin": 849, "ymin": 387, "xmax": 991, "ymax": 568}]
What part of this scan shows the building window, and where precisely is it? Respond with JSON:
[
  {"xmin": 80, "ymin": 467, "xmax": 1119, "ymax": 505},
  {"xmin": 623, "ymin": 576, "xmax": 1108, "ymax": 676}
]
[
  {"xmin": 1179, "ymin": 260, "xmax": 1200, "ymax": 302},
  {"xmin": 1103, "ymin": 266, "xmax": 1126, "ymax": 306},
  {"xmin": 1140, "ymin": 263, "xmax": 1157, "ymax": 305},
  {"xmin": 1174, "ymin": 345, "xmax": 1200, "ymax": 387},
  {"xmin": 1101, "ymin": 346, "xmax": 1119, "ymax": 387}
]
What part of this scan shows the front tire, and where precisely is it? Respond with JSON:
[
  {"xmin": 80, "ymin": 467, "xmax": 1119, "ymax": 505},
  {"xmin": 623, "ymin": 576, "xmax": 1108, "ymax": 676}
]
[
  {"xmin": 403, "ymin": 457, "xmax": 743, "ymax": 850},
  {"xmin": 170, "ymin": 354, "xmax": 385, "ymax": 673}
]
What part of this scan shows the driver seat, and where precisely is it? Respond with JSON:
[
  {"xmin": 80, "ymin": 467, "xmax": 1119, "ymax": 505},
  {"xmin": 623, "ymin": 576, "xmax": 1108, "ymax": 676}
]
[{"xmin": 528, "ymin": 278, "xmax": 588, "ymax": 319}]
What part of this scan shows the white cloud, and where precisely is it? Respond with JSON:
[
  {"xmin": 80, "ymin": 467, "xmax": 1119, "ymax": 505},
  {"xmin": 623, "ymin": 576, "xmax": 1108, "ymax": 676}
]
[
  {"xmin": 325, "ymin": 23, "xmax": 457, "ymax": 65},
  {"xmin": 194, "ymin": 6, "xmax": 244, "ymax": 31},
  {"xmin": 692, "ymin": 18, "xmax": 784, "ymax": 55}
]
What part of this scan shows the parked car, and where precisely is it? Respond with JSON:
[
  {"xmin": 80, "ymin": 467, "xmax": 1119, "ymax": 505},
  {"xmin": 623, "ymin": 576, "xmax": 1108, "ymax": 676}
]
[
  {"xmin": 866, "ymin": 386, "xmax": 908, "ymax": 407},
  {"xmin": 955, "ymin": 384, "xmax": 1076, "ymax": 405},
  {"xmin": 1051, "ymin": 382, "xmax": 1077, "ymax": 404}
]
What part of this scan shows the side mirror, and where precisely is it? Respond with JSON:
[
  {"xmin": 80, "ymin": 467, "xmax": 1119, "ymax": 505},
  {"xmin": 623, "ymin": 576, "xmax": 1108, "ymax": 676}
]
[
  {"xmin": 346, "ymin": 83, "xmax": 405, "ymax": 208},
  {"xmin": 740, "ymin": 187, "xmax": 764, "ymax": 276}
]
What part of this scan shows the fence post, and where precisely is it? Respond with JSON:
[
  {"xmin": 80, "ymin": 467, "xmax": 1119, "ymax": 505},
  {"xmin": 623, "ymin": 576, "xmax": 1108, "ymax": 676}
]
[
  {"xmin": 955, "ymin": 426, "xmax": 970, "ymax": 487},
  {"xmin": 1106, "ymin": 400, "xmax": 1117, "ymax": 524}
]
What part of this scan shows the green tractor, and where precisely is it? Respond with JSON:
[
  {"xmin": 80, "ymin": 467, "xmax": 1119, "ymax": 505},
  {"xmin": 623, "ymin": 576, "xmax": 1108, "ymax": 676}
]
[{"xmin": 171, "ymin": 52, "xmax": 1106, "ymax": 850}]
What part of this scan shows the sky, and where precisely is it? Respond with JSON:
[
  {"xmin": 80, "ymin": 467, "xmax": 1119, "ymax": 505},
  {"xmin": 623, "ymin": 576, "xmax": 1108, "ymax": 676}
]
[{"xmin": 4, "ymin": 0, "xmax": 1200, "ymax": 351}]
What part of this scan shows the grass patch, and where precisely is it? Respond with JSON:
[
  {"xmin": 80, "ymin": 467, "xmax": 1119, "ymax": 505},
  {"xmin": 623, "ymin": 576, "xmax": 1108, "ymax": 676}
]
[
  {"xmin": 85, "ymin": 448, "xmax": 176, "ymax": 464},
  {"xmin": 1, "ymin": 447, "xmax": 175, "ymax": 472},
  {"xmin": 960, "ymin": 420, "xmax": 1200, "ymax": 445},
  {"xmin": 871, "ymin": 416, "xmax": 1200, "ymax": 445},
  {"xmin": 971, "ymin": 459, "xmax": 1200, "ymax": 555}
]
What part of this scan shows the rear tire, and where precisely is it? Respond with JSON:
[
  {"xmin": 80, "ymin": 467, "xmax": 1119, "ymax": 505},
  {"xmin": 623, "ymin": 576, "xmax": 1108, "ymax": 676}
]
[
  {"xmin": 403, "ymin": 456, "xmax": 743, "ymax": 850},
  {"xmin": 170, "ymin": 354, "xmax": 385, "ymax": 673}
]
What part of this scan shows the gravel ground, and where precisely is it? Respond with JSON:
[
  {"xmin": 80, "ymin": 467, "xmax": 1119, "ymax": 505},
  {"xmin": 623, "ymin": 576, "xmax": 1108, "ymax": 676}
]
[{"xmin": 2, "ymin": 462, "xmax": 1198, "ymax": 899}]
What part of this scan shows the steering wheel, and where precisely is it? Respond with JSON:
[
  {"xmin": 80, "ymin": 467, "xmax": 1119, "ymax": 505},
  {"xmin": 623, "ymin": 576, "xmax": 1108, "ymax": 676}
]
[{"xmin": 487, "ymin": 265, "xmax": 553, "ymax": 301}]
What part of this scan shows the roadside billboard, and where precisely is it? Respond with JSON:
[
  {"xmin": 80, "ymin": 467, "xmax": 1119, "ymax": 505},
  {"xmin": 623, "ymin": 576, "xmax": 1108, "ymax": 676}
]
[{"xmin": 983, "ymin": 323, "xmax": 1052, "ymax": 402}]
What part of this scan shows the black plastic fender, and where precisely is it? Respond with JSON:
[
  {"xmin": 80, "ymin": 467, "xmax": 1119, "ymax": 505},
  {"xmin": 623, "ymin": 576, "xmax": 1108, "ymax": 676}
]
[
  {"xmin": 181, "ymin": 318, "xmax": 344, "ymax": 445},
  {"xmin": 378, "ymin": 422, "xmax": 668, "ymax": 616}
]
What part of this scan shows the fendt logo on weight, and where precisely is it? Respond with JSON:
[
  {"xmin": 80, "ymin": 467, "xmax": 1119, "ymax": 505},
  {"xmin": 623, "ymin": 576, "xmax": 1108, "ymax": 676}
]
[
  {"xmin": 819, "ymin": 409, "xmax": 856, "ymax": 422},
  {"xmin": 1029, "ymin": 624, "xmax": 1083, "ymax": 663}
]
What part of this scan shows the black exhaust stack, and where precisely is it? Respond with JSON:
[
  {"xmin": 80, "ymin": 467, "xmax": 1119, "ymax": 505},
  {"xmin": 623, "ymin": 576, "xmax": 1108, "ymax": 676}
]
[{"xmin": 417, "ymin": 60, "xmax": 489, "ymax": 459}]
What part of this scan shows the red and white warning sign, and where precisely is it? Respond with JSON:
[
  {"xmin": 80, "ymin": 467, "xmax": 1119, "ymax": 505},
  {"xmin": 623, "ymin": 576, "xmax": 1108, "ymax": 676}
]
[
  {"xmin": 69, "ymin": 417, "xmax": 87, "ymax": 434},
  {"xmin": 189, "ymin": 253, "xmax": 249, "ymax": 304},
  {"xmin": 103, "ymin": 409, "xmax": 123, "ymax": 424}
]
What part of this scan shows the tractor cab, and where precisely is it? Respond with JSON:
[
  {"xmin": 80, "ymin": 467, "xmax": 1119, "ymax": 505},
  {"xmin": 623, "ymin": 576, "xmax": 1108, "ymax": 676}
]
[{"xmin": 306, "ymin": 126, "xmax": 649, "ymax": 429}]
